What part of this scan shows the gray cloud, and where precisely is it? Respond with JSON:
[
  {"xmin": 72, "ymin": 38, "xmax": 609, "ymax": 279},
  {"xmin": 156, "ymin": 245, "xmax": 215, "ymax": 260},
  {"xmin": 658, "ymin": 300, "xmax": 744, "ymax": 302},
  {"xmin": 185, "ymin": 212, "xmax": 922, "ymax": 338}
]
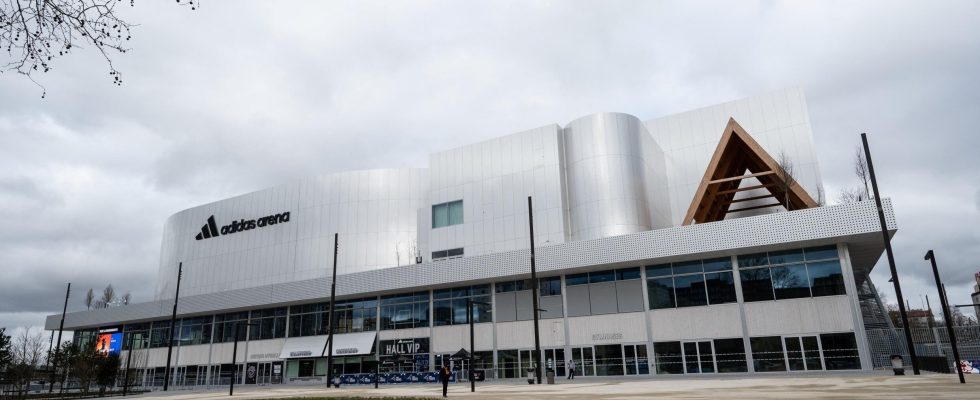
[{"xmin": 1, "ymin": 0, "xmax": 979, "ymax": 332}]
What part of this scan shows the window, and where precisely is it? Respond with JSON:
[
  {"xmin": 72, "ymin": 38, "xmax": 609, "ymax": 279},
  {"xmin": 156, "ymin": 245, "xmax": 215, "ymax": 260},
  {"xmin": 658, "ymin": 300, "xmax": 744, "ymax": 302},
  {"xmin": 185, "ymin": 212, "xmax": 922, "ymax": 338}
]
[
  {"xmin": 177, "ymin": 316, "xmax": 212, "ymax": 346},
  {"xmin": 288, "ymin": 303, "xmax": 328, "ymax": 337},
  {"xmin": 653, "ymin": 342, "xmax": 683, "ymax": 374},
  {"xmin": 213, "ymin": 312, "xmax": 248, "ymax": 343},
  {"xmin": 433, "ymin": 285, "xmax": 491, "ymax": 326},
  {"xmin": 750, "ymin": 336, "xmax": 786, "ymax": 372},
  {"xmin": 738, "ymin": 245, "xmax": 845, "ymax": 302},
  {"xmin": 332, "ymin": 297, "xmax": 378, "ymax": 334},
  {"xmin": 539, "ymin": 277, "xmax": 562, "ymax": 296},
  {"xmin": 566, "ymin": 268, "xmax": 639, "ymax": 285},
  {"xmin": 646, "ymin": 257, "xmax": 736, "ymax": 310},
  {"xmin": 713, "ymin": 338, "xmax": 748, "ymax": 373},
  {"xmin": 494, "ymin": 279, "xmax": 529, "ymax": 293},
  {"xmin": 122, "ymin": 323, "xmax": 150, "ymax": 350},
  {"xmin": 380, "ymin": 292, "xmax": 430, "ymax": 330},
  {"xmin": 249, "ymin": 308, "xmax": 287, "ymax": 340},
  {"xmin": 432, "ymin": 200, "xmax": 463, "ymax": 228},
  {"xmin": 149, "ymin": 321, "xmax": 172, "ymax": 348},
  {"xmin": 432, "ymin": 247, "xmax": 464, "ymax": 261},
  {"xmin": 820, "ymin": 333, "xmax": 860, "ymax": 370}
]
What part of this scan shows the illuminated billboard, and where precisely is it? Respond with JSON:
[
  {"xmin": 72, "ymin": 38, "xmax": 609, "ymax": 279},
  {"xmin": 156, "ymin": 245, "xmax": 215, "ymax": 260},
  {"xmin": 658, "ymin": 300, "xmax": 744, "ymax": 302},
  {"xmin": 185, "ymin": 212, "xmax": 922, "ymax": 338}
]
[{"xmin": 95, "ymin": 332, "xmax": 122, "ymax": 355}]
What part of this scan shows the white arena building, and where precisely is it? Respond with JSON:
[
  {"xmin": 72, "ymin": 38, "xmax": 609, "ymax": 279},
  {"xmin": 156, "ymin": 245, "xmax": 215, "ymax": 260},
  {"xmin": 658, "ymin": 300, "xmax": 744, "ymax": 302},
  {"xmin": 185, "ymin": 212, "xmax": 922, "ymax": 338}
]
[{"xmin": 45, "ymin": 88, "xmax": 896, "ymax": 387}]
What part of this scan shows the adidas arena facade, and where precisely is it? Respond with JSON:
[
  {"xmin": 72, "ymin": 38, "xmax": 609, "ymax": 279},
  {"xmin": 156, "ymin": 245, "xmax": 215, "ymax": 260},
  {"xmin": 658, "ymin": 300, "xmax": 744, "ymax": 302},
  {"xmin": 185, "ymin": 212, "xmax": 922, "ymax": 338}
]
[{"xmin": 46, "ymin": 88, "xmax": 897, "ymax": 388}]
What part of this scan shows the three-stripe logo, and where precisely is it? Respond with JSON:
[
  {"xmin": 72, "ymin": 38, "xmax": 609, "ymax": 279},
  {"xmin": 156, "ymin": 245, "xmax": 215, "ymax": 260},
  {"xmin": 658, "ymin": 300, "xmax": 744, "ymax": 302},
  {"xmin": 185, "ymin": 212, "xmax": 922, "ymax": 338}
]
[{"xmin": 194, "ymin": 215, "xmax": 220, "ymax": 240}]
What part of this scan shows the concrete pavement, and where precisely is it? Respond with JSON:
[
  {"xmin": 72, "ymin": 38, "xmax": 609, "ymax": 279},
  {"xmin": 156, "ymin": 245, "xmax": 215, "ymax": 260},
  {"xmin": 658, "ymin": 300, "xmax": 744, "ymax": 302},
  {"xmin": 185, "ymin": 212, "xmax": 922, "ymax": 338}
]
[{"xmin": 132, "ymin": 373, "xmax": 980, "ymax": 399}]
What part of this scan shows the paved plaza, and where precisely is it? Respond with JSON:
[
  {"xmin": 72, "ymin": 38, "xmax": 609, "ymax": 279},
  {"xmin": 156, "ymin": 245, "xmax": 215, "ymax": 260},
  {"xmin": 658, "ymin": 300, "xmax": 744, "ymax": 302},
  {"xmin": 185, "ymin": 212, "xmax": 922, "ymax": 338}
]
[{"xmin": 132, "ymin": 373, "xmax": 979, "ymax": 399}]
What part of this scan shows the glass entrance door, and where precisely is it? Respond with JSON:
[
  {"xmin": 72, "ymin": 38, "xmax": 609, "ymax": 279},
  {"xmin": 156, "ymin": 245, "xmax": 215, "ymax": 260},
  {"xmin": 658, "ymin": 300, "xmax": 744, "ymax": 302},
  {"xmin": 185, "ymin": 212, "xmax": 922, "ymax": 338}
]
[
  {"xmin": 543, "ymin": 348, "xmax": 566, "ymax": 377},
  {"xmin": 571, "ymin": 347, "xmax": 595, "ymax": 376},
  {"xmin": 624, "ymin": 344, "xmax": 649, "ymax": 375},
  {"xmin": 682, "ymin": 341, "xmax": 715, "ymax": 374},
  {"xmin": 784, "ymin": 336, "xmax": 823, "ymax": 371},
  {"xmin": 257, "ymin": 362, "xmax": 273, "ymax": 385}
]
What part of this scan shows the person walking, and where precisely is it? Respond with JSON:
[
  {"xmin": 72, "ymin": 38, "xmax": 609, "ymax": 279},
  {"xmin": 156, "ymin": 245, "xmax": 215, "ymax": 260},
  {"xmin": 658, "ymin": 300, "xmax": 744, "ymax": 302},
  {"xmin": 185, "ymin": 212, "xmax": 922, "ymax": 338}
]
[
  {"xmin": 567, "ymin": 359, "xmax": 576, "ymax": 379},
  {"xmin": 440, "ymin": 364, "xmax": 451, "ymax": 397}
]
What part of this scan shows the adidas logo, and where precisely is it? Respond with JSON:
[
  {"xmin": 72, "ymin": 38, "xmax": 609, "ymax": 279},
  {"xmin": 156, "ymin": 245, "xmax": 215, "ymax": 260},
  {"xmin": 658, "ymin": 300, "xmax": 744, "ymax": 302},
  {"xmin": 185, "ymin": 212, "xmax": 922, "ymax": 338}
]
[{"xmin": 194, "ymin": 212, "xmax": 291, "ymax": 240}]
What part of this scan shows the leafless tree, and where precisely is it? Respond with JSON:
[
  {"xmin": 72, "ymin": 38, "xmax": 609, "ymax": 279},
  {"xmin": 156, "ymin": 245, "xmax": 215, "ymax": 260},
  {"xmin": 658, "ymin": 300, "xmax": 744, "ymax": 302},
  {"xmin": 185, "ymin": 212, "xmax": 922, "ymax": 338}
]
[
  {"xmin": 409, "ymin": 239, "xmax": 419, "ymax": 264},
  {"xmin": 99, "ymin": 284, "xmax": 115, "ymax": 308},
  {"xmin": 854, "ymin": 147, "xmax": 871, "ymax": 199},
  {"xmin": 815, "ymin": 185, "xmax": 826, "ymax": 206},
  {"xmin": 776, "ymin": 151, "xmax": 797, "ymax": 211},
  {"xmin": 394, "ymin": 241, "xmax": 402, "ymax": 266},
  {"xmin": 836, "ymin": 187, "xmax": 867, "ymax": 204},
  {"xmin": 121, "ymin": 291, "xmax": 131, "ymax": 305},
  {"xmin": 0, "ymin": 0, "xmax": 195, "ymax": 96},
  {"xmin": 83, "ymin": 288, "xmax": 94, "ymax": 310},
  {"xmin": 9, "ymin": 327, "xmax": 47, "ymax": 395}
]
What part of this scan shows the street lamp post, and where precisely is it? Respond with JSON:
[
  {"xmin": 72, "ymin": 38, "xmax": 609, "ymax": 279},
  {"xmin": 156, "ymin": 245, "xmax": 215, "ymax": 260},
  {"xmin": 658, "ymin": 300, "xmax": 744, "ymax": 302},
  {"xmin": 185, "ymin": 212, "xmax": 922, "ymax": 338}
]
[
  {"xmin": 861, "ymin": 134, "xmax": 919, "ymax": 374},
  {"xmin": 924, "ymin": 250, "xmax": 965, "ymax": 383},
  {"xmin": 164, "ymin": 262, "xmax": 184, "ymax": 390},
  {"xmin": 467, "ymin": 299, "xmax": 491, "ymax": 392},
  {"xmin": 230, "ymin": 321, "xmax": 259, "ymax": 396},
  {"xmin": 526, "ymin": 196, "xmax": 542, "ymax": 384}
]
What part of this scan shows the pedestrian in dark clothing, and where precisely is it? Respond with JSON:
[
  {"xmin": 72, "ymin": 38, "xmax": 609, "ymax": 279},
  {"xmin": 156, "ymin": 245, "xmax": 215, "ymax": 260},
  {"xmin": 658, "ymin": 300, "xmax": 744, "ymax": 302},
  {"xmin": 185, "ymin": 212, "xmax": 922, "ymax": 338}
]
[
  {"xmin": 567, "ymin": 360, "xmax": 576, "ymax": 379},
  {"xmin": 440, "ymin": 365, "xmax": 451, "ymax": 397}
]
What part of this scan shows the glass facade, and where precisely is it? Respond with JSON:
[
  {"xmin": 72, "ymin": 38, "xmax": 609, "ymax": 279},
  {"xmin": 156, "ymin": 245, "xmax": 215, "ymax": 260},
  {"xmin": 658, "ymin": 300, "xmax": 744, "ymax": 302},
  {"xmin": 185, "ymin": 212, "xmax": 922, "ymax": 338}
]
[
  {"xmin": 433, "ymin": 284, "xmax": 491, "ymax": 326},
  {"xmin": 738, "ymin": 245, "xmax": 845, "ymax": 302},
  {"xmin": 646, "ymin": 257, "xmax": 736, "ymax": 310},
  {"xmin": 213, "ymin": 312, "xmax": 248, "ymax": 343},
  {"xmin": 177, "ymin": 316, "xmax": 212, "ymax": 346},
  {"xmin": 380, "ymin": 291, "xmax": 430, "ymax": 330},
  {"xmin": 249, "ymin": 307, "xmax": 287, "ymax": 340},
  {"xmin": 288, "ymin": 303, "xmax": 329, "ymax": 337},
  {"xmin": 332, "ymin": 297, "xmax": 378, "ymax": 334}
]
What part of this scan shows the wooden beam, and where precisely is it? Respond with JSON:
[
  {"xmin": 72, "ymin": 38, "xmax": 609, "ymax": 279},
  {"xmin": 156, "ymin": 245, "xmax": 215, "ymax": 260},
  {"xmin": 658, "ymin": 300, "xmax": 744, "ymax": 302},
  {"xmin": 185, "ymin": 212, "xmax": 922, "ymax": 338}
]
[
  {"xmin": 729, "ymin": 194, "xmax": 776, "ymax": 204},
  {"xmin": 707, "ymin": 170, "xmax": 775, "ymax": 185},
  {"xmin": 715, "ymin": 183, "xmax": 777, "ymax": 196},
  {"xmin": 726, "ymin": 202, "xmax": 783, "ymax": 213}
]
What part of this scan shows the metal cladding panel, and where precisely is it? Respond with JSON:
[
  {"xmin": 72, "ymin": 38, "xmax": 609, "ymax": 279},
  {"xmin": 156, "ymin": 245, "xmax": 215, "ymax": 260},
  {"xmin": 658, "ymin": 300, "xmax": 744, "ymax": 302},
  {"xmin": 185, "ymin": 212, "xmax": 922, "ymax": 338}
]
[
  {"xmin": 155, "ymin": 168, "xmax": 429, "ymax": 300},
  {"xmin": 563, "ymin": 112, "xmax": 671, "ymax": 241},
  {"xmin": 644, "ymin": 88, "xmax": 824, "ymax": 226},
  {"xmin": 47, "ymin": 200, "xmax": 894, "ymax": 330}
]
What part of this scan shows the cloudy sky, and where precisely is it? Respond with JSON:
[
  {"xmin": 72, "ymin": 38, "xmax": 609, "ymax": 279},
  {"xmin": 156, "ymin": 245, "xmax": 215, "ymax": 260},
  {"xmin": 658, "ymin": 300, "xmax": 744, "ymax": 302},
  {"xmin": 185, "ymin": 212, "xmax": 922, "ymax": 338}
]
[{"xmin": 1, "ymin": 0, "xmax": 978, "ymax": 338}]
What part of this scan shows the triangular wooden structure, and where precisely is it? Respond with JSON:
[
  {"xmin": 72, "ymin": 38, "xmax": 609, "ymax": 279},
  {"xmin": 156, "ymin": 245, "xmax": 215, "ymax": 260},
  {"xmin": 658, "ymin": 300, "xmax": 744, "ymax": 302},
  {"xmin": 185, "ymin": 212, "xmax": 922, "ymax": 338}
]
[{"xmin": 682, "ymin": 118, "xmax": 818, "ymax": 225}]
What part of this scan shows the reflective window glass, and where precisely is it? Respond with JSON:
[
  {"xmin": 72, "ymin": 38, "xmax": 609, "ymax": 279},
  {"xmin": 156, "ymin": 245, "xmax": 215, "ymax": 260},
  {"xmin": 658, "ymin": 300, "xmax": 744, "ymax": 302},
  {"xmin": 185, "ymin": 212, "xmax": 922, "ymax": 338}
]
[
  {"xmin": 713, "ymin": 338, "xmax": 747, "ymax": 373},
  {"xmin": 807, "ymin": 261, "xmax": 846, "ymax": 297},
  {"xmin": 653, "ymin": 342, "xmax": 683, "ymax": 374},
  {"xmin": 739, "ymin": 268, "xmax": 774, "ymax": 302},
  {"xmin": 804, "ymin": 245, "xmax": 838, "ymax": 261},
  {"xmin": 566, "ymin": 273, "xmax": 589, "ymax": 286},
  {"xmin": 737, "ymin": 253, "xmax": 768, "ymax": 268},
  {"xmin": 820, "ymin": 333, "xmax": 860, "ymax": 370},
  {"xmin": 705, "ymin": 272, "xmax": 737, "ymax": 305},
  {"xmin": 645, "ymin": 265, "xmax": 672, "ymax": 278},
  {"xmin": 702, "ymin": 257, "xmax": 733, "ymax": 272},
  {"xmin": 750, "ymin": 336, "xmax": 786, "ymax": 372},
  {"xmin": 672, "ymin": 260, "xmax": 703, "ymax": 275},
  {"xmin": 674, "ymin": 274, "xmax": 708, "ymax": 307},
  {"xmin": 616, "ymin": 267, "xmax": 641, "ymax": 280},
  {"xmin": 767, "ymin": 249, "xmax": 805, "ymax": 265},
  {"xmin": 647, "ymin": 277, "xmax": 675, "ymax": 309},
  {"xmin": 771, "ymin": 264, "xmax": 811, "ymax": 299}
]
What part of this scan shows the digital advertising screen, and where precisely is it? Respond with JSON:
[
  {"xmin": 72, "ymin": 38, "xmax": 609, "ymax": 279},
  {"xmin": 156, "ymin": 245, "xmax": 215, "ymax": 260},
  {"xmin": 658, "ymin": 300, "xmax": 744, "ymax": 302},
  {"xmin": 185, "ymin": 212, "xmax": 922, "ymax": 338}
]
[{"xmin": 95, "ymin": 332, "xmax": 122, "ymax": 355}]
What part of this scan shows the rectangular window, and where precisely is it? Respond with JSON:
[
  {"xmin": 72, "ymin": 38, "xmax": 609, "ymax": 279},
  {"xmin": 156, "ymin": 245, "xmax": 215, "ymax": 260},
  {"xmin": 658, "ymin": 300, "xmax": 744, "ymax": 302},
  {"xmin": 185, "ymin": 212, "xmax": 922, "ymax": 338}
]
[
  {"xmin": 713, "ymin": 338, "xmax": 748, "ymax": 373},
  {"xmin": 380, "ymin": 292, "xmax": 429, "ymax": 330},
  {"xmin": 767, "ymin": 248, "xmax": 805, "ymax": 265},
  {"xmin": 705, "ymin": 272, "xmax": 737, "ymax": 305},
  {"xmin": 739, "ymin": 268, "xmax": 775, "ymax": 302},
  {"xmin": 177, "ymin": 316, "xmax": 213, "ymax": 346},
  {"xmin": 565, "ymin": 273, "xmax": 589, "ymax": 286},
  {"xmin": 804, "ymin": 245, "xmax": 838, "ymax": 261},
  {"xmin": 807, "ymin": 260, "xmax": 846, "ymax": 297},
  {"xmin": 433, "ymin": 285, "xmax": 491, "ymax": 326},
  {"xmin": 672, "ymin": 260, "xmax": 703, "ymax": 275},
  {"xmin": 653, "ymin": 342, "xmax": 683, "ymax": 374},
  {"xmin": 288, "ymin": 303, "xmax": 328, "ymax": 337},
  {"xmin": 673, "ymin": 274, "xmax": 707, "ymax": 307},
  {"xmin": 616, "ymin": 267, "xmax": 641, "ymax": 280},
  {"xmin": 645, "ymin": 264, "xmax": 672, "ymax": 277},
  {"xmin": 750, "ymin": 336, "xmax": 786, "ymax": 372},
  {"xmin": 647, "ymin": 277, "xmax": 675, "ymax": 309},
  {"xmin": 771, "ymin": 264, "xmax": 811, "ymax": 299},
  {"xmin": 540, "ymin": 277, "xmax": 562, "ymax": 296},
  {"xmin": 148, "ymin": 321, "xmax": 171, "ymax": 348},
  {"xmin": 432, "ymin": 200, "xmax": 463, "ymax": 228},
  {"xmin": 332, "ymin": 297, "xmax": 378, "ymax": 334},
  {"xmin": 213, "ymin": 312, "xmax": 248, "ymax": 343},
  {"xmin": 594, "ymin": 345, "xmax": 624, "ymax": 376},
  {"xmin": 820, "ymin": 333, "xmax": 860, "ymax": 370},
  {"xmin": 589, "ymin": 270, "xmax": 615, "ymax": 283},
  {"xmin": 249, "ymin": 307, "xmax": 287, "ymax": 341},
  {"xmin": 432, "ymin": 248, "xmax": 464, "ymax": 261}
]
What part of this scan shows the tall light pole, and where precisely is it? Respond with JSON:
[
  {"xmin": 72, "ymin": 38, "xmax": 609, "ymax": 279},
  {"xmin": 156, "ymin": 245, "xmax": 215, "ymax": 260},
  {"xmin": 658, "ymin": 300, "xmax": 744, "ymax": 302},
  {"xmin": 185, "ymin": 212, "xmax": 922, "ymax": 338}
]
[
  {"xmin": 230, "ymin": 321, "xmax": 259, "ymax": 395},
  {"xmin": 48, "ymin": 283, "xmax": 70, "ymax": 393},
  {"xmin": 326, "ymin": 233, "xmax": 339, "ymax": 388},
  {"xmin": 925, "ymin": 251, "xmax": 965, "ymax": 383},
  {"xmin": 164, "ymin": 262, "xmax": 183, "ymax": 390},
  {"xmin": 467, "ymin": 299, "xmax": 491, "ymax": 392},
  {"xmin": 861, "ymin": 133, "xmax": 919, "ymax": 374},
  {"xmin": 526, "ymin": 196, "xmax": 542, "ymax": 384}
]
